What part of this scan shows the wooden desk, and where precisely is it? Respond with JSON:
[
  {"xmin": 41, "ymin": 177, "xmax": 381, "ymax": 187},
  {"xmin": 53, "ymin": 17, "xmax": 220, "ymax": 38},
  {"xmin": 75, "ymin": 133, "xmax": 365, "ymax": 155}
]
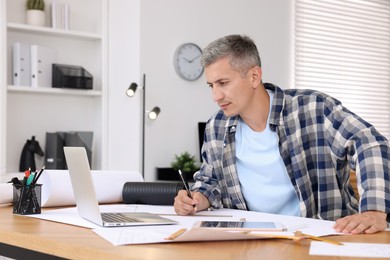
[{"xmin": 0, "ymin": 205, "xmax": 389, "ymax": 260}]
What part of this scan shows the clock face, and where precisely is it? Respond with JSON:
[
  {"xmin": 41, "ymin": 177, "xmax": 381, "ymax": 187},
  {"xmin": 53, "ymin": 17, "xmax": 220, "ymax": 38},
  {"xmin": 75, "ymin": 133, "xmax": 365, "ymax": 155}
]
[{"xmin": 174, "ymin": 43, "xmax": 204, "ymax": 81}]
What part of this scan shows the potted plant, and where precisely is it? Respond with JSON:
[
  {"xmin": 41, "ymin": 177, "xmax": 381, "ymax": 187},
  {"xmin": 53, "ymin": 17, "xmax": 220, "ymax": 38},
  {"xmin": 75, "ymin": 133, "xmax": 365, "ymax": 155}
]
[
  {"xmin": 170, "ymin": 151, "xmax": 198, "ymax": 181},
  {"xmin": 26, "ymin": 0, "xmax": 45, "ymax": 27}
]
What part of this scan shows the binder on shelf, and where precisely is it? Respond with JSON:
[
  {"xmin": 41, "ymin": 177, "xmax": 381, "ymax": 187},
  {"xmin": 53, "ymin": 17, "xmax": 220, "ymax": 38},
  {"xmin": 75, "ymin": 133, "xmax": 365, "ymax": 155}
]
[
  {"xmin": 31, "ymin": 45, "xmax": 57, "ymax": 88},
  {"xmin": 12, "ymin": 42, "xmax": 31, "ymax": 86}
]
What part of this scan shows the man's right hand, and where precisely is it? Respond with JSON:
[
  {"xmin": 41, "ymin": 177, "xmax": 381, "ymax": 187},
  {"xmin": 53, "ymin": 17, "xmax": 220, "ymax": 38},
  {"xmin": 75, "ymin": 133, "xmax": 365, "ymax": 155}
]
[{"xmin": 174, "ymin": 190, "xmax": 210, "ymax": 215}]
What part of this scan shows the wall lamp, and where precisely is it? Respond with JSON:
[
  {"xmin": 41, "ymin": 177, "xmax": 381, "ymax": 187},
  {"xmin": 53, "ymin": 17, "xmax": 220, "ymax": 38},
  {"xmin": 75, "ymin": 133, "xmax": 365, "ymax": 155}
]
[
  {"xmin": 147, "ymin": 107, "xmax": 161, "ymax": 120},
  {"xmin": 126, "ymin": 75, "xmax": 161, "ymax": 177},
  {"xmin": 126, "ymin": 82, "xmax": 138, "ymax": 97}
]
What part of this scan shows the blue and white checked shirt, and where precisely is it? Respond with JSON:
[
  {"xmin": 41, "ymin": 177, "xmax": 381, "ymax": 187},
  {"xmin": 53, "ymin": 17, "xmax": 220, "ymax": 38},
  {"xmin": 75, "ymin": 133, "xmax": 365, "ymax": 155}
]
[{"xmin": 192, "ymin": 83, "xmax": 390, "ymax": 220}]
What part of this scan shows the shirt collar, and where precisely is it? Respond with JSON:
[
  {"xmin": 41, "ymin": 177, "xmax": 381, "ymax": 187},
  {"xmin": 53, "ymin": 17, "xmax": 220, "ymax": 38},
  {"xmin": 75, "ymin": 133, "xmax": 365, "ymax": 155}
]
[{"xmin": 264, "ymin": 83, "xmax": 285, "ymax": 127}]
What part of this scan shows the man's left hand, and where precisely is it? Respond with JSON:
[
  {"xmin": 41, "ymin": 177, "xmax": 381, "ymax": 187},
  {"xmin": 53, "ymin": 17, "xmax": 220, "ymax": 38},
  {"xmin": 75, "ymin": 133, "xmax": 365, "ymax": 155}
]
[{"xmin": 333, "ymin": 211, "xmax": 387, "ymax": 234}]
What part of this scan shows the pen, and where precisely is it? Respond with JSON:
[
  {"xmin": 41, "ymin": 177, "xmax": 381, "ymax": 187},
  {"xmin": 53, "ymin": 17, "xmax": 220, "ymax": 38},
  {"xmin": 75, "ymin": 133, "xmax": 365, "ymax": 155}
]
[
  {"xmin": 32, "ymin": 165, "xmax": 45, "ymax": 185},
  {"xmin": 26, "ymin": 172, "xmax": 35, "ymax": 186},
  {"xmin": 178, "ymin": 170, "xmax": 193, "ymax": 199}
]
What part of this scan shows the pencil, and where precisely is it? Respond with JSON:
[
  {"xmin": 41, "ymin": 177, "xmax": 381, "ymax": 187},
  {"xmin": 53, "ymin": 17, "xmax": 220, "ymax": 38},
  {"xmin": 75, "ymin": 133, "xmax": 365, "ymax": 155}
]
[
  {"xmin": 178, "ymin": 170, "xmax": 192, "ymax": 199},
  {"xmin": 165, "ymin": 228, "xmax": 187, "ymax": 240},
  {"xmin": 32, "ymin": 165, "xmax": 45, "ymax": 185}
]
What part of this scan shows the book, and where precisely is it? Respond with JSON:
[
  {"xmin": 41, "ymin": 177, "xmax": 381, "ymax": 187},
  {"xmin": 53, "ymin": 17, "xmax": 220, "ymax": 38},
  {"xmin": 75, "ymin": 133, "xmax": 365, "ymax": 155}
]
[
  {"xmin": 51, "ymin": 0, "xmax": 57, "ymax": 29},
  {"xmin": 30, "ymin": 45, "xmax": 57, "ymax": 88},
  {"xmin": 51, "ymin": 0, "xmax": 70, "ymax": 30},
  {"xmin": 12, "ymin": 42, "xmax": 31, "ymax": 86}
]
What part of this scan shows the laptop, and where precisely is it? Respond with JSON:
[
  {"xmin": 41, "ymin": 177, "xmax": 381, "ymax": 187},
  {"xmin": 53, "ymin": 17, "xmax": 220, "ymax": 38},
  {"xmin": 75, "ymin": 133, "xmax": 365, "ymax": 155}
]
[{"xmin": 64, "ymin": 146, "xmax": 177, "ymax": 227}]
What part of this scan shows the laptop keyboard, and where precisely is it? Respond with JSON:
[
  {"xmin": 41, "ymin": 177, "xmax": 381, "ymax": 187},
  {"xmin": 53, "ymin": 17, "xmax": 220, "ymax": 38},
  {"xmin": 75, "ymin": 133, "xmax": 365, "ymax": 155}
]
[{"xmin": 101, "ymin": 213, "xmax": 137, "ymax": 223}]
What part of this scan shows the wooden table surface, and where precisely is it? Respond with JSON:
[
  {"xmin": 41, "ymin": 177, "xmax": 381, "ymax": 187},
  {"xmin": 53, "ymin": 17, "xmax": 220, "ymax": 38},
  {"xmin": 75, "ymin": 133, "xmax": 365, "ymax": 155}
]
[{"xmin": 0, "ymin": 205, "xmax": 389, "ymax": 260}]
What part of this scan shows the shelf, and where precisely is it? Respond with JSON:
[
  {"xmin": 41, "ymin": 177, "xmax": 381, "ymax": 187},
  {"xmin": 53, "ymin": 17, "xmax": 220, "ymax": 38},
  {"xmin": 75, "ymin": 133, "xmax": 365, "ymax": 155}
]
[
  {"xmin": 7, "ymin": 23, "xmax": 102, "ymax": 41},
  {"xmin": 7, "ymin": 85, "xmax": 102, "ymax": 97},
  {"xmin": 2, "ymin": 0, "xmax": 107, "ymax": 174}
]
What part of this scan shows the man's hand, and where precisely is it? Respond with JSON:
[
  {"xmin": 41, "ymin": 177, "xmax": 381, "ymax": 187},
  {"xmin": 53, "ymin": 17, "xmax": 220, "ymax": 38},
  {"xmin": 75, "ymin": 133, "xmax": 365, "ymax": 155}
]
[
  {"xmin": 333, "ymin": 211, "xmax": 387, "ymax": 234},
  {"xmin": 174, "ymin": 190, "xmax": 210, "ymax": 215}
]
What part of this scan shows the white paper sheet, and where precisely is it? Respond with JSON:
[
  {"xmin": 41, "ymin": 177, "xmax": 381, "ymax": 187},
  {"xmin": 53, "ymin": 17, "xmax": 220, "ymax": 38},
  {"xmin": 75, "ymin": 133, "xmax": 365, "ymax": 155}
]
[
  {"xmin": 92, "ymin": 207, "xmax": 345, "ymax": 246},
  {"xmin": 26, "ymin": 204, "xmax": 235, "ymax": 229},
  {"xmin": 25, "ymin": 204, "xmax": 347, "ymax": 246},
  {"xmin": 0, "ymin": 183, "xmax": 13, "ymax": 204},
  {"xmin": 310, "ymin": 241, "xmax": 390, "ymax": 258},
  {"xmin": 0, "ymin": 170, "xmax": 143, "ymax": 207}
]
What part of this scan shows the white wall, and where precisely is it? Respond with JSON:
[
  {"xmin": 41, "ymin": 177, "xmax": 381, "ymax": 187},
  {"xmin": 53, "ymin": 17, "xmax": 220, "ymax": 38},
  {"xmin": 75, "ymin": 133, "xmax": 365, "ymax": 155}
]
[
  {"xmin": 107, "ymin": 0, "xmax": 141, "ymax": 171},
  {"xmin": 139, "ymin": 0, "xmax": 293, "ymax": 181},
  {"xmin": 1, "ymin": 0, "xmax": 293, "ymax": 180},
  {"xmin": 0, "ymin": 0, "xmax": 6, "ymax": 174}
]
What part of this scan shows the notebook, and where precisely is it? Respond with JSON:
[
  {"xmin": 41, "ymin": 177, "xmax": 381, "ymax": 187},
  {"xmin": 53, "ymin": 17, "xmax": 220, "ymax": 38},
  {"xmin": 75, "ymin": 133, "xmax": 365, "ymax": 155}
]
[{"xmin": 63, "ymin": 146, "xmax": 177, "ymax": 227}]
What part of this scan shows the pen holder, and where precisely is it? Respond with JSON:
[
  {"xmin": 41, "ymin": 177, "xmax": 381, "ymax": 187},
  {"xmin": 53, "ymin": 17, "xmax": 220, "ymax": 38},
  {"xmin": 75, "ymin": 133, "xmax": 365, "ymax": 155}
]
[{"xmin": 13, "ymin": 184, "xmax": 42, "ymax": 215}]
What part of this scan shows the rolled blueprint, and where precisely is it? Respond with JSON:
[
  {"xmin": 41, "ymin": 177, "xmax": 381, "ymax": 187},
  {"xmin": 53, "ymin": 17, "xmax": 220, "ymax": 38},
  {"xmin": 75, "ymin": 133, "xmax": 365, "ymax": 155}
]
[
  {"xmin": 37, "ymin": 170, "xmax": 143, "ymax": 207},
  {"xmin": 122, "ymin": 181, "xmax": 185, "ymax": 205}
]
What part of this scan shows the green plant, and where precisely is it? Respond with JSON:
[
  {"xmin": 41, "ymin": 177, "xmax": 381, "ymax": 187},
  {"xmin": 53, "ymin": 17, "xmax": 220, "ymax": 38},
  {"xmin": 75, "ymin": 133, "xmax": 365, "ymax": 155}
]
[
  {"xmin": 26, "ymin": 0, "xmax": 45, "ymax": 11},
  {"xmin": 171, "ymin": 151, "xmax": 198, "ymax": 173}
]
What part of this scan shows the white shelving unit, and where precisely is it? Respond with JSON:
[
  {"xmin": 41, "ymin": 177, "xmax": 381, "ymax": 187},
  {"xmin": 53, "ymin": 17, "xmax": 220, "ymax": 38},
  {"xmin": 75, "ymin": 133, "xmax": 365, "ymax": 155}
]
[
  {"xmin": 7, "ymin": 22, "xmax": 102, "ymax": 40},
  {"xmin": 0, "ymin": 0, "xmax": 108, "ymax": 177},
  {"xmin": 7, "ymin": 85, "xmax": 102, "ymax": 96}
]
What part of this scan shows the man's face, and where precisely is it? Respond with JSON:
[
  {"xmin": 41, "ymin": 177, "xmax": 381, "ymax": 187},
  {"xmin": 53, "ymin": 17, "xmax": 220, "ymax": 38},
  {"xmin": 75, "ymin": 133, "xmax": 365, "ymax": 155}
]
[{"xmin": 205, "ymin": 57, "xmax": 256, "ymax": 117}]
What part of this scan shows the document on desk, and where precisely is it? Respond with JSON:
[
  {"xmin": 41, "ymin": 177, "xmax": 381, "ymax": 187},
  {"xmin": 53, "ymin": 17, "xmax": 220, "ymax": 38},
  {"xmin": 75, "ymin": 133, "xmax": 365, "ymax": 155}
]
[
  {"xmin": 310, "ymin": 241, "xmax": 390, "ymax": 258},
  {"xmin": 24, "ymin": 203, "xmax": 344, "ymax": 245},
  {"xmin": 26, "ymin": 204, "xmax": 238, "ymax": 229},
  {"xmin": 91, "ymin": 205, "xmax": 344, "ymax": 246}
]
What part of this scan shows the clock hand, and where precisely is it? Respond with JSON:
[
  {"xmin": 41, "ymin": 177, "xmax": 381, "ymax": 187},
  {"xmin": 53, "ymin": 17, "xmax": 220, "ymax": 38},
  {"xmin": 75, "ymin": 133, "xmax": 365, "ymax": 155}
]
[
  {"xmin": 188, "ymin": 54, "xmax": 201, "ymax": 63},
  {"xmin": 182, "ymin": 57, "xmax": 191, "ymax": 62}
]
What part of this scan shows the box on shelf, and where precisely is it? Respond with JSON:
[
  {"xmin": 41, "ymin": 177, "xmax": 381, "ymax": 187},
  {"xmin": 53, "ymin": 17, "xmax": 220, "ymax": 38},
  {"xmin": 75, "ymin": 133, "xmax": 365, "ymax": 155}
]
[{"xmin": 52, "ymin": 64, "xmax": 93, "ymax": 89}]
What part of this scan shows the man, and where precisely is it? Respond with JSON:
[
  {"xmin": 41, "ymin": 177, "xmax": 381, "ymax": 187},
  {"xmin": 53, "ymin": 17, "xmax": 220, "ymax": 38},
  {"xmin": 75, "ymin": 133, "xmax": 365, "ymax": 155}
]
[{"xmin": 174, "ymin": 34, "xmax": 390, "ymax": 234}]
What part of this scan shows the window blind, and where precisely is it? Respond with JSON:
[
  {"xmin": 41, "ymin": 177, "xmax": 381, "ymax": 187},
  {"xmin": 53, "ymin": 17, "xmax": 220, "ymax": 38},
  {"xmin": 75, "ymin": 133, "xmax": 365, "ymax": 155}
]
[{"xmin": 294, "ymin": 0, "xmax": 390, "ymax": 139}]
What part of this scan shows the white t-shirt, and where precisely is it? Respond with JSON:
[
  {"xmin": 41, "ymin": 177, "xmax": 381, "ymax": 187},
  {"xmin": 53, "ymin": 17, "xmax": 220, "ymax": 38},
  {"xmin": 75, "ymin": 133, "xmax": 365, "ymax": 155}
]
[{"xmin": 235, "ymin": 90, "xmax": 300, "ymax": 216}]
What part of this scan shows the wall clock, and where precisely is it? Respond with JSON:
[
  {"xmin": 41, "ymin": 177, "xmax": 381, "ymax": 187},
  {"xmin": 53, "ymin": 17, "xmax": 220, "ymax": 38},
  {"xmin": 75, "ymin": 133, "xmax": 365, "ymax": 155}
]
[{"xmin": 174, "ymin": 43, "xmax": 204, "ymax": 81}]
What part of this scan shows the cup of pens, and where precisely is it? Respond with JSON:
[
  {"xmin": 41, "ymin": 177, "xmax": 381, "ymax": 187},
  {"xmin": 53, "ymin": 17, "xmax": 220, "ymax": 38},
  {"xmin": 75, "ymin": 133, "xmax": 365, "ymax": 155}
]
[
  {"xmin": 13, "ymin": 184, "xmax": 42, "ymax": 215},
  {"xmin": 12, "ymin": 166, "xmax": 45, "ymax": 215}
]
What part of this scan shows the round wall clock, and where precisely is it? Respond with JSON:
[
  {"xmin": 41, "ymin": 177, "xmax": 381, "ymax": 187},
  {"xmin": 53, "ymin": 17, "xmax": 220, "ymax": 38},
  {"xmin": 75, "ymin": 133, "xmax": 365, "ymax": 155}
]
[{"xmin": 174, "ymin": 43, "xmax": 204, "ymax": 81}]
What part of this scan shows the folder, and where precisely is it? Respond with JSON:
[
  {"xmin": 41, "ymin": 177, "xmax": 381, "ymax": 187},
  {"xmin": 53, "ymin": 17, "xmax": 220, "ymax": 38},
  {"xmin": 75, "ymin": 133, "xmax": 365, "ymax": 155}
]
[
  {"xmin": 31, "ymin": 45, "xmax": 57, "ymax": 88},
  {"xmin": 45, "ymin": 131, "xmax": 93, "ymax": 169},
  {"xmin": 12, "ymin": 42, "xmax": 31, "ymax": 86},
  {"xmin": 45, "ymin": 132, "xmax": 66, "ymax": 169}
]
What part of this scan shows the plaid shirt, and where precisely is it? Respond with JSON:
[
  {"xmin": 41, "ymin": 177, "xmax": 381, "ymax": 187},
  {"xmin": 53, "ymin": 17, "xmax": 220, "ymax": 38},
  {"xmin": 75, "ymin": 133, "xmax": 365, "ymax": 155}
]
[{"xmin": 192, "ymin": 83, "xmax": 390, "ymax": 220}]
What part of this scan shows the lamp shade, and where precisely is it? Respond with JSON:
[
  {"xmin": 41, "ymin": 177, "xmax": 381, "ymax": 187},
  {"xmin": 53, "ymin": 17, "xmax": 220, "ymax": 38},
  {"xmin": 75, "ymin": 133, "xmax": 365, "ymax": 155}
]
[
  {"xmin": 148, "ymin": 107, "xmax": 161, "ymax": 120},
  {"xmin": 126, "ymin": 82, "xmax": 138, "ymax": 97}
]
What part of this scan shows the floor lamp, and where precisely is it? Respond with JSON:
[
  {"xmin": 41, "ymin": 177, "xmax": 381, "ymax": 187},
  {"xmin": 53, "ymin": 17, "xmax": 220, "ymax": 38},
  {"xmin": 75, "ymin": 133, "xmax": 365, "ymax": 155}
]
[{"xmin": 126, "ymin": 74, "xmax": 161, "ymax": 178}]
